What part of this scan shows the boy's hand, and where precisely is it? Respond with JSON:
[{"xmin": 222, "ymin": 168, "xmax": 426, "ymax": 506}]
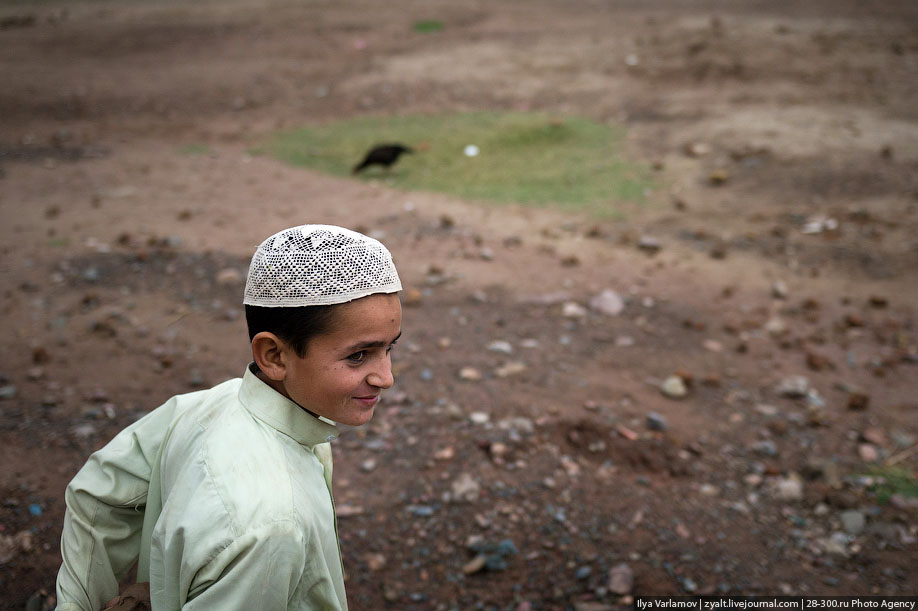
[{"xmin": 102, "ymin": 582, "xmax": 151, "ymax": 611}]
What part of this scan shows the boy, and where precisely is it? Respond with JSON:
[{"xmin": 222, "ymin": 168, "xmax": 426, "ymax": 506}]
[{"xmin": 55, "ymin": 225, "xmax": 403, "ymax": 610}]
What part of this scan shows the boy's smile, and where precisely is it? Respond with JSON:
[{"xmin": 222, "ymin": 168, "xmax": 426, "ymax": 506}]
[{"xmin": 277, "ymin": 293, "xmax": 402, "ymax": 427}]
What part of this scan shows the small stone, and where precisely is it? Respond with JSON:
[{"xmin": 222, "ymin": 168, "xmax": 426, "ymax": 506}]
[
  {"xmin": 684, "ymin": 142, "xmax": 711, "ymax": 157},
  {"xmin": 188, "ymin": 370, "xmax": 205, "ymax": 388},
  {"xmin": 703, "ymin": 339, "xmax": 723, "ymax": 352},
  {"xmin": 451, "ymin": 472, "xmax": 481, "ymax": 502},
  {"xmin": 469, "ymin": 412, "xmax": 490, "ymax": 425},
  {"xmin": 840, "ymin": 510, "xmax": 866, "ymax": 536},
  {"xmin": 365, "ymin": 553, "xmax": 386, "ymax": 571},
  {"xmin": 360, "ymin": 459, "xmax": 377, "ymax": 472},
  {"xmin": 608, "ymin": 563, "xmax": 634, "ymax": 595},
  {"xmin": 434, "ymin": 446, "xmax": 455, "ymax": 460},
  {"xmin": 0, "ymin": 385, "xmax": 18, "ymax": 400},
  {"xmin": 775, "ymin": 375, "xmax": 810, "ymax": 398},
  {"xmin": 463, "ymin": 554, "xmax": 487, "ymax": 575},
  {"xmin": 764, "ymin": 317, "xmax": 787, "ymax": 336},
  {"xmin": 589, "ymin": 289, "xmax": 625, "ymax": 316},
  {"xmin": 660, "ymin": 375, "xmax": 687, "ymax": 399},
  {"xmin": 819, "ymin": 533, "xmax": 850, "ymax": 557},
  {"xmin": 699, "ymin": 484, "xmax": 719, "ymax": 497},
  {"xmin": 560, "ymin": 455, "xmax": 581, "ymax": 477},
  {"xmin": 459, "ymin": 367, "xmax": 483, "ymax": 381},
  {"xmin": 562, "ymin": 302, "xmax": 588, "ymax": 318},
  {"xmin": 0, "ymin": 530, "xmax": 33, "ymax": 565},
  {"xmin": 72, "ymin": 423, "xmax": 97, "ymax": 439},
  {"xmin": 487, "ymin": 340, "xmax": 513, "ymax": 354},
  {"xmin": 708, "ymin": 168, "xmax": 729, "ymax": 185},
  {"xmin": 575, "ymin": 565, "xmax": 592, "ymax": 580},
  {"xmin": 751, "ymin": 439, "xmax": 778, "ymax": 457},
  {"xmin": 489, "ymin": 442, "xmax": 510, "ymax": 461},
  {"xmin": 637, "ymin": 236, "xmax": 662, "ymax": 255},
  {"xmin": 771, "ymin": 476, "xmax": 803, "ymax": 501},
  {"xmin": 772, "ymin": 281, "xmax": 789, "ymax": 299},
  {"xmin": 335, "ymin": 504, "xmax": 365, "ymax": 517},
  {"xmin": 646, "ymin": 412, "xmax": 668, "ymax": 432},
  {"xmin": 857, "ymin": 443, "xmax": 879, "ymax": 462},
  {"xmin": 495, "ymin": 361, "xmax": 527, "ymax": 378}
]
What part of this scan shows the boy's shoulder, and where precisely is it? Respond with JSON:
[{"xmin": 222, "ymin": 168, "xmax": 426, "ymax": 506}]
[{"xmin": 160, "ymin": 381, "xmax": 329, "ymax": 530}]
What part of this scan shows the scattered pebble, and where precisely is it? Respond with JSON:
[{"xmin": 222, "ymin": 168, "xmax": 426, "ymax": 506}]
[
  {"xmin": 563, "ymin": 302, "xmax": 588, "ymax": 318},
  {"xmin": 772, "ymin": 281, "xmax": 789, "ymax": 299},
  {"xmin": 469, "ymin": 411, "xmax": 490, "ymax": 425},
  {"xmin": 365, "ymin": 553, "xmax": 386, "ymax": 571},
  {"xmin": 646, "ymin": 412, "xmax": 668, "ymax": 432},
  {"xmin": 459, "ymin": 367, "xmax": 483, "ymax": 381},
  {"xmin": 770, "ymin": 476, "xmax": 803, "ymax": 501},
  {"xmin": 589, "ymin": 289, "xmax": 625, "ymax": 316},
  {"xmin": 495, "ymin": 361, "xmax": 527, "ymax": 378},
  {"xmin": 487, "ymin": 340, "xmax": 513, "ymax": 354},
  {"xmin": 840, "ymin": 510, "xmax": 866, "ymax": 536},
  {"xmin": 751, "ymin": 439, "xmax": 778, "ymax": 457},
  {"xmin": 857, "ymin": 443, "xmax": 879, "ymax": 462},
  {"xmin": 660, "ymin": 375, "xmax": 688, "ymax": 399},
  {"xmin": 451, "ymin": 472, "xmax": 481, "ymax": 502},
  {"xmin": 608, "ymin": 563, "xmax": 634, "ymax": 594},
  {"xmin": 775, "ymin": 375, "xmax": 810, "ymax": 398},
  {"xmin": 637, "ymin": 236, "xmax": 662, "ymax": 254}
]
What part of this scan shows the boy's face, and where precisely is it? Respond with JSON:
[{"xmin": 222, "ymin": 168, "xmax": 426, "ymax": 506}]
[{"xmin": 282, "ymin": 293, "xmax": 402, "ymax": 427}]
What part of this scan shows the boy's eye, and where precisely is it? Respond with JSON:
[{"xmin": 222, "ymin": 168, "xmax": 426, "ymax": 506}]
[{"xmin": 347, "ymin": 351, "xmax": 367, "ymax": 364}]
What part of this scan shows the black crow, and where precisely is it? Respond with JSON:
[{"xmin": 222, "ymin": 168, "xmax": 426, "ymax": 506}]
[{"xmin": 352, "ymin": 143, "xmax": 413, "ymax": 174}]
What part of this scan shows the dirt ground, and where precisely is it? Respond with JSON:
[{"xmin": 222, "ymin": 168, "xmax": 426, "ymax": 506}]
[{"xmin": 1, "ymin": 0, "xmax": 917, "ymax": 609}]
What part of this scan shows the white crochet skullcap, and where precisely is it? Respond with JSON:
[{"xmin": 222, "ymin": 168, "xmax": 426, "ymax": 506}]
[{"xmin": 243, "ymin": 224, "xmax": 402, "ymax": 307}]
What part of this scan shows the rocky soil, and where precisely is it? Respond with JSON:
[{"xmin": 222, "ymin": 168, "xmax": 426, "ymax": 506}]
[{"xmin": 1, "ymin": 1, "xmax": 917, "ymax": 609}]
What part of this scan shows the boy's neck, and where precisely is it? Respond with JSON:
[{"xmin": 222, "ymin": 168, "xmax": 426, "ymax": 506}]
[{"xmin": 254, "ymin": 368, "xmax": 323, "ymax": 421}]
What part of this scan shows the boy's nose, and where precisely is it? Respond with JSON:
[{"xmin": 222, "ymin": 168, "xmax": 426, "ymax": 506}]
[{"xmin": 367, "ymin": 357, "xmax": 394, "ymax": 389}]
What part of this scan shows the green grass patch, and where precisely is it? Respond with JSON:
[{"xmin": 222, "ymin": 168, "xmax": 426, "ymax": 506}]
[
  {"xmin": 864, "ymin": 466, "xmax": 918, "ymax": 505},
  {"xmin": 178, "ymin": 144, "xmax": 210, "ymax": 156},
  {"xmin": 267, "ymin": 112, "xmax": 653, "ymax": 217},
  {"xmin": 412, "ymin": 20, "xmax": 444, "ymax": 33}
]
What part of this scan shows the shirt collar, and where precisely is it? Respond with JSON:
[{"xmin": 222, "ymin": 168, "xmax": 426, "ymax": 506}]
[{"xmin": 238, "ymin": 363, "xmax": 339, "ymax": 447}]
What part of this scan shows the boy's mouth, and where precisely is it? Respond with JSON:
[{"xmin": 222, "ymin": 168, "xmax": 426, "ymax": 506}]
[{"xmin": 353, "ymin": 395, "xmax": 379, "ymax": 407}]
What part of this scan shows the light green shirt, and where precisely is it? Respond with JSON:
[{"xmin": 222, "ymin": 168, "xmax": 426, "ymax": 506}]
[{"xmin": 56, "ymin": 364, "xmax": 347, "ymax": 611}]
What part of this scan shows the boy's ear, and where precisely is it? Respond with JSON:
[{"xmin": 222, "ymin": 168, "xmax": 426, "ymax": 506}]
[{"xmin": 251, "ymin": 332, "xmax": 288, "ymax": 381}]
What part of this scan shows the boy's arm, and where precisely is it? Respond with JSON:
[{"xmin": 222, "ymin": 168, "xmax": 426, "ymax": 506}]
[{"xmin": 57, "ymin": 405, "xmax": 174, "ymax": 611}]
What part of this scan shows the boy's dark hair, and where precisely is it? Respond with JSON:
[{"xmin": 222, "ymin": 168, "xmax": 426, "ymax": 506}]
[{"xmin": 245, "ymin": 304, "xmax": 339, "ymax": 357}]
